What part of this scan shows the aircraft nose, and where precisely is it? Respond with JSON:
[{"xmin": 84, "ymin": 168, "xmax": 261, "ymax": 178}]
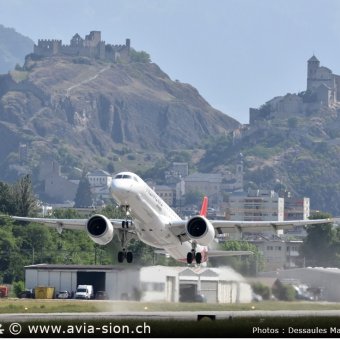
[
  {"xmin": 111, "ymin": 179, "xmax": 131, "ymax": 202},
  {"xmin": 111, "ymin": 179, "xmax": 126, "ymax": 193}
]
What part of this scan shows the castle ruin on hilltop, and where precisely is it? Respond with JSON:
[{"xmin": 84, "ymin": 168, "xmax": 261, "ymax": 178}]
[
  {"xmin": 34, "ymin": 31, "xmax": 130, "ymax": 62},
  {"xmin": 306, "ymin": 55, "xmax": 340, "ymax": 105},
  {"xmin": 249, "ymin": 56, "xmax": 340, "ymax": 124}
]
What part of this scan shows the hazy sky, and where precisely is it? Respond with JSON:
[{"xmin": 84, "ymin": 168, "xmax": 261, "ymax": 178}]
[{"xmin": 1, "ymin": 0, "xmax": 340, "ymax": 123}]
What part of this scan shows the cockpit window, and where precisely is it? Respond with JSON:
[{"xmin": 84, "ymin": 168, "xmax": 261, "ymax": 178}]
[
  {"xmin": 115, "ymin": 174, "xmax": 132, "ymax": 179},
  {"xmin": 133, "ymin": 176, "xmax": 139, "ymax": 182}
]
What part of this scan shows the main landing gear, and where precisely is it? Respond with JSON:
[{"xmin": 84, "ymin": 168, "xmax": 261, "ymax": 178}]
[
  {"xmin": 186, "ymin": 242, "xmax": 202, "ymax": 265},
  {"xmin": 117, "ymin": 205, "xmax": 134, "ymax": 264},
  {"xmin": 118, "ymin": 249, "xmax": 133, "ymax": 263}
]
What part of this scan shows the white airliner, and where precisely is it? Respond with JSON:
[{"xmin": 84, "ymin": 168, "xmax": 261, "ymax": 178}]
[{"xmin": 11, "ymin": 171, "xmax": 336, "ymax": 264}]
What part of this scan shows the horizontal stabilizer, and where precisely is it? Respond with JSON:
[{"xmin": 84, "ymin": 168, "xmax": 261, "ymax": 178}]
[{"xmin": 208, "ymin": 250, "xmax": 253, "ymax": 257}]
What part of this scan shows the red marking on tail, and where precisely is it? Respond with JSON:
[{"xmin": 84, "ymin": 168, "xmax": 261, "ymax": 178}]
[{"xmin": 199, "ymin": 196, "xmax": 208, "ymax": 217}]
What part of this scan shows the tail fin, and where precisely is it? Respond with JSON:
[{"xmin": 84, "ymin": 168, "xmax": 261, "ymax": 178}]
[{"xmin": 199, "ymin": 196, "xmax": 208, "ymax": 217}]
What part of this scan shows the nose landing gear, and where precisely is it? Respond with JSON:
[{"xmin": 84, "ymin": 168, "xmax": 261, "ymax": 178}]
[{"xmin": 117, "ymin": 205, "xmax": 134, "ymax": 264}]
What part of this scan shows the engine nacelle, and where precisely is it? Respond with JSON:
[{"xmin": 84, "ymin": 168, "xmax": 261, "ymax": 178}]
[
  {"xmin": 86, "ymin": 214, "xmax": 114, "ymax": 245},
  {"xmin": 186, "ymin": 216, "xmax": 215, "ymax": 246}
]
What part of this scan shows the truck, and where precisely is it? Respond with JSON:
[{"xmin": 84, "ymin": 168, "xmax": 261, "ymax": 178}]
[
  {"xmin": 75, "ymin": 285, "xmax": 94, "ymax": 300},
  {"xmin": 0, "ymin": 286, "xmax": 9, "ymax": 298}
]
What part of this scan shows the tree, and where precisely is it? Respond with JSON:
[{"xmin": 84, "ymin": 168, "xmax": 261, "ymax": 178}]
[
  {"xmin": 272, "ymin": 279, "xmax": 296, "ymax": 301},
  {"xmin": 107, "ymin": 162, "xmax": 115, "ymax": 174},
  {"xmin": 74, "ymin": 177, "xmax": 92, "ymax": 208},
  {"xmin": 210, "ymin": 240, "xmax": 264, "ymax": 276},
  {"xmin": 0, "ymin": 225, "xmax": 17, "ymax": 281},
  {"xmin": 288, "ymin": 117, "xmax": 298, "ymax": 129},
  {"xmin": 0, "ymin": 182, "xmax": 15, "ymax": 214},
  {"xmin": 129, "ymin": 49, "xmax": 151, "ymax": 63},
  {"xmin": 300, "ymin": 211, "xmax": 339, "ymax": 267},
  {"xmin": 251, "ymin": 282, "xmax": 271, "ymax": 300},
  {"xmin": 11, "ymin": 175, "xmax": 38, "ymax": 216}
]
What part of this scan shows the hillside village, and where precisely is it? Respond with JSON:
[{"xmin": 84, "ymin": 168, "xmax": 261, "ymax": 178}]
[{"xmin": 29, "ymin": 53, "xmax": 340, "ymax": 272}]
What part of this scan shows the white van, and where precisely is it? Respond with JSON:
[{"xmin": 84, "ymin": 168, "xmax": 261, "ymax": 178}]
[{"xmin": 75, "ymin": 285, "xmax": 94, "ymax": 299}]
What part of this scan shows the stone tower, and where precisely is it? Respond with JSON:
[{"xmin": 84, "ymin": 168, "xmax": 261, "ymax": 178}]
[{"xmin": 307, "ymin": 55, "xmax": 320, "ymax": 90}]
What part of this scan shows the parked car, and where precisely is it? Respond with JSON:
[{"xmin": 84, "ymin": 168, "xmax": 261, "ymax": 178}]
[
  {"xmin": 95, "ymin": 291, "xmax": 108, "ymax": 300},
  {"xmin": 252, "ymin": 292, "xmax": 263, "ymax": 302},
  {"xmin": 180, "ymin": 293, "xmax": 207, "ymax": 303},
  {"xmin": 18, "ymin": 289, "xmax": 34, "ymax": 299},
  {"xmin": 75, "ymin": 285, "xmax": 94, "ymax": 299},
  {"xmin": 57, "ymin": 290, "xmax": 70, "ymax": 299}
]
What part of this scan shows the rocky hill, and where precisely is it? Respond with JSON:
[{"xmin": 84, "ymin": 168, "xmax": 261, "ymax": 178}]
[
  {"xmin": 0, "ymin": 53, "xmax": 239, "ymax": 180},
  {"xmin": 0, "ymin": 25, "xmax": 34, "ymax": 73},
  {"xmin": 199, "ymin": 101, "xmax": 340, "ymax": 215}
]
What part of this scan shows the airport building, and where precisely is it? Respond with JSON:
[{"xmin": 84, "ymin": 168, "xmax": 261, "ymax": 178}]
[
  {"xmin": 226, "ymin": 189, "xmax": 284, "ymax": 222},
  {"xmin": 24, "ymin": 264, "xmax": 252, "ymax": 303}
]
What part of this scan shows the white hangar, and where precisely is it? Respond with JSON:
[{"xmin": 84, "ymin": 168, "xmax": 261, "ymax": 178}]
[{"xmin": 25, "ymin": 264, "xmax": 252, "ymax": 303}]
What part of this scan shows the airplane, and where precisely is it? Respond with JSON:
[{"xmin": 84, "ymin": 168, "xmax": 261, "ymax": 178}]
[{"xmin": 10, "ymin": 171, "xmax": 337, "ymax": 265}]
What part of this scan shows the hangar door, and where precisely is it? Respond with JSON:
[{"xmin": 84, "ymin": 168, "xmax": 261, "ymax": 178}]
[
  {"xmin": 77, "ymin": 271, "xmax": 105, "ymax": 295},
  {"xmin": 166, "ymin": 276, "xmax": 176, "ymax": 302},
  {"xmin": 200, "ymin": 281, "xmax": 218, "ymax": 303}
]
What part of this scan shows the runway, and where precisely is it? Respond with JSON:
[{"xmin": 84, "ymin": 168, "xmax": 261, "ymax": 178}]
[{"xmin": 2, "ymin": 309, "xmax": 340, "ymax": 322}]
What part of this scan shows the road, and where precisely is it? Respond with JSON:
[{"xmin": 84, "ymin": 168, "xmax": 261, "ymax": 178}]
[{"xmin": 1, "ymin": 309, "xmax": 340, "ymax": 321}]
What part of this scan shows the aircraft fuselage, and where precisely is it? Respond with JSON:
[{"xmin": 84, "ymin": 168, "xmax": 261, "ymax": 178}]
[{"xmin": 111, "ymin": 172, "xmax": 207, "ymax": 262}]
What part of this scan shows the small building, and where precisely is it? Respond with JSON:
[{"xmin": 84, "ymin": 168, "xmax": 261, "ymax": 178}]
[
  {"xmin": 247, "ymin": 236, "xmax": 302, "ymax": 271},
  {"xmin": 87, "ymin": 169, "xmax": 113, "ymax": 202},
  {"xmin": 284, "ymin": 196, "xmax": 310, "ymax": 220},
  {"xmin": 38, "ymin": 160, "xmax": 78, "ymax": 202},
  {"xmin": 153, "ymin": 185, "xmax": 175, "ymax": 207},
  {"xmin": 227, "ymin": 189, "xmax": 284, "ymax": 222},
  {"xmin": 87, "ymin": 169, "xmax": 112, "ymax": 188},
  {"xmin": 284, "ymin": 195, "xmax": 310, "ymax": 238},
  {"xmin": 24, "ymin": 264, "xmax": 252, "ymax": 303},
  {"xmin": 25, "ymin": 264, "xmax": 140, "ymax": 301},
  {"xmin": 184, "ymin": 173, "xmax": 223, "ymax": 208}
]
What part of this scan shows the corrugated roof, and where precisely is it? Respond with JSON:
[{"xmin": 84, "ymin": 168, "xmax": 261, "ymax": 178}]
[
  {"xmin": 87, "ymin": 169, "xmax": 111, "ymax": 177},
  {"xmin": 24, "ymin": 264, "xmax": 131, "ymax": 271}
]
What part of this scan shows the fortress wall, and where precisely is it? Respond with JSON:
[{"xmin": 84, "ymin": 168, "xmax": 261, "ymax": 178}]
[{"xmin": 33, "ymin": 32, "xmax": 130, "ymax": 62}]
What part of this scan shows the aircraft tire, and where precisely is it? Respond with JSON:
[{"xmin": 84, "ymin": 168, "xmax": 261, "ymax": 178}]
[
  {"xmin": 187, "ymin": 252, "xmax": 193, "ymax": 264},
  {"xmin": 126, "ymin": 251, "xmax": 133, "ymax": 263},
  {"xmin": 118, "ymin": 251, "xmax": 125, "ymax": 263},
  {"xmin": 195, "ymin": 252, "xmax": 202, "ymax": 264}
]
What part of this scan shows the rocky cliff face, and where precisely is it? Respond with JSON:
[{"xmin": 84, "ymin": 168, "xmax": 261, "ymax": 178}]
[{"xmin": 0, "ymin": 55, "xmax": 239, "ymax": 178}]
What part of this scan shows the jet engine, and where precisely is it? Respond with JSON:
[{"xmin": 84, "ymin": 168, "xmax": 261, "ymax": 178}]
[
  {"xmin": 86, "ymin": 215, "xmax": 114, "ymax": 245},
  {"xmin": 186, "ymin": 216, "xmax": 215, "ymax": 246}
]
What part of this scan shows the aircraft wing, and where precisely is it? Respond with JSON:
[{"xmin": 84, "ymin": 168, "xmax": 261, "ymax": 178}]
[
  {"xmin": 169, "ymin": 217, "xmax": 336, "ymax": 240},
  {"xmin": 210, "ymin": 218, "xmax": 335, "ymax": 235},
  {"xmin": 10, "ymin": 216, "xmax": 129, "ymax": 231},
  {"xmin": 210, "ymin": 218, "xmax": 334, "ymax": 234}
]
